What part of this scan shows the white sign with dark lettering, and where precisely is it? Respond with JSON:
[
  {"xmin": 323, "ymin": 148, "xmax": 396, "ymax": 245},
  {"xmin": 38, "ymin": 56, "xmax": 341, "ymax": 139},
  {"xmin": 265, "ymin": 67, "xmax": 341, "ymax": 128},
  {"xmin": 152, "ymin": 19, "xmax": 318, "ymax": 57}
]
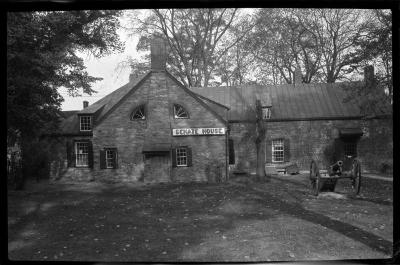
[{"xmin": 172, "ymin": 127, "xmax": 226, "ymax": 136}]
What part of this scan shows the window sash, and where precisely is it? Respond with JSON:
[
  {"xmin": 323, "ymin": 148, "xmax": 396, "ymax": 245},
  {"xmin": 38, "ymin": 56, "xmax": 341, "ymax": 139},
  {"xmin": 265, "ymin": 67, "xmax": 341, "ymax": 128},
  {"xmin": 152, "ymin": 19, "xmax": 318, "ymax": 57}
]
[
  {"xmin": 105, "ymin": 150, "xmax": 115, "ymax": 168},
  {"xmin": 131, "ymin": 106, "xmax": 146, "ymax": 120},
  {"xmin": 176, "ymin": 148, "xmax": 187, "ymax": 166},
  {"xmin": 174, "ymin": 105, "xmax": 189, "ymax": 119},
  {"xmin": 272, "ymin": 140, "xmax": 284, "ymax": 163},
  {"xmin": 262, "ymin": 107, "xmax": 271, "ymax": 119},
  {"xmin": 75, "ymin": 142, "xmax": 89, "ymax": 167},
  {"xmin": 80, "ymin": 116, "xmax": 92, "ymax": 131}
]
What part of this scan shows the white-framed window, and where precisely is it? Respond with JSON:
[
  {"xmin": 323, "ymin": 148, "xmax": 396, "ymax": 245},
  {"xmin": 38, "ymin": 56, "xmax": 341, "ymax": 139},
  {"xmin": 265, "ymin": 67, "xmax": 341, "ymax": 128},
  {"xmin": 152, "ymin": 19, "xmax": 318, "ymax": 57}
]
[
  {"xmin": 105, "ymin": 149, "xmax": 116, "ymax": 168},
  {"xmin": 80, "ymin": 116, "xmax": 92, "ymax": 131},
  {"xmin": 272, "ymin": 139, "xmax": 284, "ymax": 163},
  {"xmin": 262, "ymin": 107, "xmax": 271, "ymax": 119},
  {"xmin": 75, "ymin": 142, "xmax": 89, "ymax": 167},
  {"xmin": 176, "ymin": 147, "xmax": 187, "ymax": 166},
  {"xmin": 131, "ymin": 105, "xmax": 146, "ymax": 120},
  {"xmin": 174, "ymin": 104, "xmax": 189, "ymax": 119}
]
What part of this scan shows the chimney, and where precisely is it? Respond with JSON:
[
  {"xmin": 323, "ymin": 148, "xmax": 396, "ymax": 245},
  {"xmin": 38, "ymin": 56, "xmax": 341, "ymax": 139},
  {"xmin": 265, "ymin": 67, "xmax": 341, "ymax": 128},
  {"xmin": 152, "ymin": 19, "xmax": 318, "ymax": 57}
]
[
  {"xmin": 364, "ymin": 65, "xmax": 375, "ymax": 86},
  {"xmin": 150, "ymin": 36, "xmax": 167, "ymax": 71},
  {"xmin": 83, "ymin": 101, "xmax": 89, "ymax": 109},
  {"xmin": 294, "ymin": 68, "xmax": 302, "ymax": 85},
  {"xmin": 129, "ymin": 73, "xmax": 136, "ymax": 82}
]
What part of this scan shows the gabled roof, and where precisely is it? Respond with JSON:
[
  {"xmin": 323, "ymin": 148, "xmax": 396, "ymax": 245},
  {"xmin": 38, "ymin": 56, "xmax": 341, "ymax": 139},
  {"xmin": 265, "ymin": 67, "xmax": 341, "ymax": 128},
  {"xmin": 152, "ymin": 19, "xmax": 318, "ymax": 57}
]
[
  {"xmin": 61, "ymin": 110, "xmax": 79, "ymax": 119},
  {"xmin": 57, "ymin": 71, "xmax": 228, "ymax": 135},
  {"xmin": 164, "ymin": 71, "xmax": 228, "ymax": 125},
  {"xmin": 190, "ymin": 81, "xmax": 390, "ymax": 121},
  {"xmin": 55, "ymin": 73, "xmax": 150, "ymax": 135},
  {"xmin": 56, "ymin": 72, "xmax": 390, "ymax": 136},
  {"xmin": 79, "ymin": 72, "xmax": 150, "ymax": 121}
]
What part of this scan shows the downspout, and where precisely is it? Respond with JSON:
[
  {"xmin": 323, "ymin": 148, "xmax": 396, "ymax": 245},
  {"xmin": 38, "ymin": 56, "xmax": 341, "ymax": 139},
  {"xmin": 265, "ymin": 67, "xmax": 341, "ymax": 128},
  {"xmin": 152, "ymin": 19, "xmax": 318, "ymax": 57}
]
[{"xmin": 225, "ymin": 124, "xmax": 229, "ymax": 181}]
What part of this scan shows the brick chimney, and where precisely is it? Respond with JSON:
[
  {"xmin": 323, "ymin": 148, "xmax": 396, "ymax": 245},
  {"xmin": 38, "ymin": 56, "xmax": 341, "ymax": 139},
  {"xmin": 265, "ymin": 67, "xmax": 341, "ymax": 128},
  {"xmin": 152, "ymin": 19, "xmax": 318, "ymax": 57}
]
[
  {"xmin": 83, "ymin": 101, "xmax": 89, "ymax": 109},
  {"xmin": 364, "ymin": 65, "xmax": 375, "ymax": 86},
  {"xmin": 151, "ymin": 36, "xmax": 167, "ymax": 71},
  {"xmin": 294, "ymin": 68, "xmax": 302, "ymax": 85},
  {"xmin": 129, "ymin": 73, "xmax": 137, "ymax": 82}
]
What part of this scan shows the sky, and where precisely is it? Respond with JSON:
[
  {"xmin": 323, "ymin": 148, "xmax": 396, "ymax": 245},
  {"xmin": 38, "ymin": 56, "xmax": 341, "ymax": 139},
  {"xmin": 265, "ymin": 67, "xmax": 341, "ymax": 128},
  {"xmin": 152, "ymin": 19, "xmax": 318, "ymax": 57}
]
[
  {"xmin": 60, "ymin": 12, "xmax": 144, "ymax": 111},
  {"xmin": 60, "ymin": 8, "xmax": 256, "ymax": 111},
  {"xmin": 60, "ymin": 8, "xmax": 378, "ymax": 111}
]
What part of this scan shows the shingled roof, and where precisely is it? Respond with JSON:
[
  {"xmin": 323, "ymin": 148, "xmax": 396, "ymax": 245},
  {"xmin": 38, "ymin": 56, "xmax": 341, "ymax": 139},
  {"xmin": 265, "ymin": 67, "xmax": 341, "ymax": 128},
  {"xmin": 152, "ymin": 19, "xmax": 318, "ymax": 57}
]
[
  {"xmin": 55, "ymin": 73, "xmax": 149, "ymax": 135},
  {"xmin": 56, "ymin": 73, "xmax": 389, "ymax": 136},
  {"xmin": 61, "ymin": 110, "xmax": 79, "ymax": 119},
  {"xmin": 79, "ymin": 72, "xmax": 150, "ymax": 119},
  {"xmin": 190, "ymin": 81, "xmax": 389, "ymax": 121}
]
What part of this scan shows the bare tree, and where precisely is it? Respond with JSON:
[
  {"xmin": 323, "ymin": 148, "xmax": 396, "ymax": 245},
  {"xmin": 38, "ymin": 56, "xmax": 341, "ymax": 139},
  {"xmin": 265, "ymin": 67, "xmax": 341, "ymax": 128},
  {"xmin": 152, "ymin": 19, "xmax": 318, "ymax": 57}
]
[
  {"xmin": 214, "ymin": 41, "xmax": 255, "ymax": 86},
  {"xmin": 306, "ymin": 9, "xmax": 373, "ymax": 83},
  {"xmin": 356, "ymin": 10, "xmax": 392, "ymax": 100},
  {"xmin": 248, "ymin": 9, "xmax": 322, "ymax": 84},
  {"xmin": 248, "ymin": 8, "xmax": 373, "ymax": 84},
  {"xmin": 125, "ymin": 8, "xmax": 254, "ymax": 87}
]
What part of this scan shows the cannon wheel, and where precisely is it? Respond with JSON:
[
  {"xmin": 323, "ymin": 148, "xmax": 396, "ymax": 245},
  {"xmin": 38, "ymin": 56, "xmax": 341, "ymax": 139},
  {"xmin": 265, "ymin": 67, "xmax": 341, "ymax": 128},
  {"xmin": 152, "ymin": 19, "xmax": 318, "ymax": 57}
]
[
  {"xmin": 310, "ymin": 160, "xmax": 320, "ymax": 196},
  {"xmin": 351, "ymin": 159, "xmax": 362, "ymax": 195}
]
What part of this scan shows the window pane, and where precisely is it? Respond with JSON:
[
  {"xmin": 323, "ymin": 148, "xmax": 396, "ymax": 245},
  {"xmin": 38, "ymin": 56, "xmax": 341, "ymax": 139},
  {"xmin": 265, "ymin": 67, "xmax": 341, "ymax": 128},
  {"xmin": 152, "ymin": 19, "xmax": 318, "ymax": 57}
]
[
  {"xmin": 76, "ymin": 142, "xmax": 89, "ymax": 166},
  {"xmin": 131, "ymin": 105, "xmax": 146, "ymax": 120},
  {"xmin": 105, "ymin": 149, "xmax": 116, "ymax": 168},
  {"xmin": 272, "ymin": 139, "xmax": 284, "ymax": 162},
  {"xmin": 262, "ymin": 107, "xmax": 271, "ymax": 119},
  {"xmin": 176, "ymin": 148, "xmax": 187, "ymax": 166},
  {"xmin": 80, "ymin": 116, "xmax": 92, "ymax": 131},
  {"xmin": 174, "ymin": 105, "xmax": 189, "ymax": 119}
]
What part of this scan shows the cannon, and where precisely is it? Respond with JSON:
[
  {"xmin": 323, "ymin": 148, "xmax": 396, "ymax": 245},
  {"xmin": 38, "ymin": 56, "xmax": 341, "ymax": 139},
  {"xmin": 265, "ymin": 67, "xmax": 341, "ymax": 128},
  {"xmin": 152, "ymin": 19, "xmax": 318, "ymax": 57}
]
[{"xmin": 309, "ymin": 159, "xmax": 361, "ymax": 196}]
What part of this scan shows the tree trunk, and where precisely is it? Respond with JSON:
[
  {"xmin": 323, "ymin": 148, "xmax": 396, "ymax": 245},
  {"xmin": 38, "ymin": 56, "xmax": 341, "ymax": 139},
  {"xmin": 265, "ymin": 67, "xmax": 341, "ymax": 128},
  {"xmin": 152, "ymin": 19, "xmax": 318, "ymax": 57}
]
[
  {"xmin": 16, "ymin": 133, "xmax": 32, "ymax": 190},
  {"xmin": 256, "ymin": 141, "xmax": 265, "ymax": 177}
]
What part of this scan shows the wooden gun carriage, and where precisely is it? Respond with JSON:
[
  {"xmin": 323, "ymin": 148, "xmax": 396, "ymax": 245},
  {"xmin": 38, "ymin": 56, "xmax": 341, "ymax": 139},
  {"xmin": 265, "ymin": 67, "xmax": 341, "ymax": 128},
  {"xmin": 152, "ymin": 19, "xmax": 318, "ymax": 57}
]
[{"xmin": 309, "ymin": 158, "xmax": 361, "ymax": 196}]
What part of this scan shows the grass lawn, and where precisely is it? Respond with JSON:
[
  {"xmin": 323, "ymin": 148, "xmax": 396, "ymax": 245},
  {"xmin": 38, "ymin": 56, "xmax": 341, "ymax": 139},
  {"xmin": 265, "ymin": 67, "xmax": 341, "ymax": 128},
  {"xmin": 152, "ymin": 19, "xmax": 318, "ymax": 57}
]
[{"xmin": 8, "ymin": 173, "xmax": 393, "ymax": 262}]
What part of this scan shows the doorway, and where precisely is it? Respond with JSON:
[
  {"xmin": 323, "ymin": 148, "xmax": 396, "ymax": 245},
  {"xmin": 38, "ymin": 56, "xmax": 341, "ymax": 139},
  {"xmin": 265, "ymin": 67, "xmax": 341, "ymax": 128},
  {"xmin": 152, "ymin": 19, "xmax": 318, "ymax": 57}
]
[
  {"xmin": 143, "ymin": 153, "xmax": 171, "ymax": 182},
  {"xmin": 342, "ymin": 139, "xmax": 358, "ymax": 170}
]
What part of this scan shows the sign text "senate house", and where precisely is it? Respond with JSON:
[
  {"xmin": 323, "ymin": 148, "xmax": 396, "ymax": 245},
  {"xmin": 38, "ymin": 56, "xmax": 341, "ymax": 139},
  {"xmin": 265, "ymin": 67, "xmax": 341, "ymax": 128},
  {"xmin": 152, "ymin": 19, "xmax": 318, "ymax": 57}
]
[{"xmin": 172, "ymin": 128, "xmax": 226, "ymax": 136}]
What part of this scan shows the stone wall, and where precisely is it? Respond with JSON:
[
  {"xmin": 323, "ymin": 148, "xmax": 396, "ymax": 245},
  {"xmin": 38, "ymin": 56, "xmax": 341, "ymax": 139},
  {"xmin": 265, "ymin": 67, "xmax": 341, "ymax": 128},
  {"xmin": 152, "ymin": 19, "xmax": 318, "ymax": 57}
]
[
  {"xmin": 230, "ymin": 118, "xmax": 392, "ymax": 173},
  {"xmin": 59, "ymin": 71, "xmax": 228, "ymax": 183},
  {"xmin": 48, "ymin": 136, "xmax": 94, "ymax": 182}
]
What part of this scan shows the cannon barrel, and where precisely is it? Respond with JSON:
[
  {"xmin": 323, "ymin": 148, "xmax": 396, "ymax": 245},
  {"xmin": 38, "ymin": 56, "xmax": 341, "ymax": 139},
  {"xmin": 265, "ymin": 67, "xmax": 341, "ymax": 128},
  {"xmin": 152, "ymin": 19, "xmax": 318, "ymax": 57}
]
[
  {"xmin": 330, "ymin": 160, "xmax": 343, "ymax": 168},
  {"xmin": 329, "ymin": 160, "xmax": 343, "ymax": 176}
]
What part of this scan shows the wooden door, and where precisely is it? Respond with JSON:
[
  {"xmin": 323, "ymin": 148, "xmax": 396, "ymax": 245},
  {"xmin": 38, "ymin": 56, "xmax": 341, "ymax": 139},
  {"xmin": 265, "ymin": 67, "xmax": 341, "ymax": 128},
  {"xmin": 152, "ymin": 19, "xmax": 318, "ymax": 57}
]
[{"xmin": 144, "ymin": 153, "xmax": 170, "ymax": 183}]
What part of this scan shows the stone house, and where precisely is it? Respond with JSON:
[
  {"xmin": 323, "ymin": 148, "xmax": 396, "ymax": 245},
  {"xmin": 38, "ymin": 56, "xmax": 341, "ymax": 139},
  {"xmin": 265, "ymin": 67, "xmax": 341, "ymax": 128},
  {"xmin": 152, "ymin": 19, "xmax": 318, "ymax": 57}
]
[
  {"xmin": 49, "ymin": 37, "xmax": 392, "ymax": 182},
  {"xmin": 190, "ymin": 75, "xmax": 392, "ymax": 175},
  {"xmin": 49, "ymin": 38, "xmax": 229, "ymax": 182}
]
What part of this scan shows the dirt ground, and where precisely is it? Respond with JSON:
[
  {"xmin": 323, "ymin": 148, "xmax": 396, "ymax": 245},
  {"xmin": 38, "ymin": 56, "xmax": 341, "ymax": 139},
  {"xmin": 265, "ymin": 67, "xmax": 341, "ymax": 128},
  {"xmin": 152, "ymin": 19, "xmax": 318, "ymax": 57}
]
[{"xmin": 8, "ymin": 173, "xmax": 394, "ymax": 262}]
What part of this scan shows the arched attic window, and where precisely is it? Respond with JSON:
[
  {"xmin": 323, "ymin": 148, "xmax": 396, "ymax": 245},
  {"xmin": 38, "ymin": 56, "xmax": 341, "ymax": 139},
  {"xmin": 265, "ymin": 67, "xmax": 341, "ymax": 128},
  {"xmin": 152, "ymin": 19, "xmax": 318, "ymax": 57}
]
[
  {"xmin": 173, "ymin": 104, "xmax": 189, "ymax": 119},
  {"xmin": 130, "ymin": 104, "xmax": 146, "ymax": 120}
]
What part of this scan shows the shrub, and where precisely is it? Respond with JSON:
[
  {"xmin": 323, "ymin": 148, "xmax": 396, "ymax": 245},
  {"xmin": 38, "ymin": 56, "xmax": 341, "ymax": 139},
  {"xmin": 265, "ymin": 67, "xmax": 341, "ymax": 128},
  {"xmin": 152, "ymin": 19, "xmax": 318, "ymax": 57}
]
[{"xmin": 379, "ymin": 161, "xmax": 392, "ymax": 174}]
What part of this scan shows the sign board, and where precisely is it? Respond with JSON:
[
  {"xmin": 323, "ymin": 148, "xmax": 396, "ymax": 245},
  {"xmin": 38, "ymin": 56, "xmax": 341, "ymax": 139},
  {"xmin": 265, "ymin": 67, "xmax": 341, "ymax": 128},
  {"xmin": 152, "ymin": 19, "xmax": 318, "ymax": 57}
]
[{"xmin": 172, "ymin": 127, "xmax": 226, "ymax": 136}]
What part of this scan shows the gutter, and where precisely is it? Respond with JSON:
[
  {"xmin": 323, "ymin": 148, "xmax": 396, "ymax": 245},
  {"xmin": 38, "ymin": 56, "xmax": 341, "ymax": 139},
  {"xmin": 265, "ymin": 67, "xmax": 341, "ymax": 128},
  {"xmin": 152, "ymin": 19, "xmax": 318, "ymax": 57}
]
[{"xmin": 228, "ymin": 114, "xmax": 391, "ymax": 123}]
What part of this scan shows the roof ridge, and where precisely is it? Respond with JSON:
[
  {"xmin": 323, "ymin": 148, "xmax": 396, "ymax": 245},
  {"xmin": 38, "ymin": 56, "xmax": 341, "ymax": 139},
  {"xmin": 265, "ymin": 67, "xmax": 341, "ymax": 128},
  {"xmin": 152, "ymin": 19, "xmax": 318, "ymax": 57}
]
[
  {"xmin": 165, "ymin": 71, "xmax": 228, "ymax": 126},
  {"xmin": 194, "ymin": 92, "xmax": 230, "ymax": 110},
  {"xmin": 77, "ymin": 72, "xmax": 149, "ymax": 114}
]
